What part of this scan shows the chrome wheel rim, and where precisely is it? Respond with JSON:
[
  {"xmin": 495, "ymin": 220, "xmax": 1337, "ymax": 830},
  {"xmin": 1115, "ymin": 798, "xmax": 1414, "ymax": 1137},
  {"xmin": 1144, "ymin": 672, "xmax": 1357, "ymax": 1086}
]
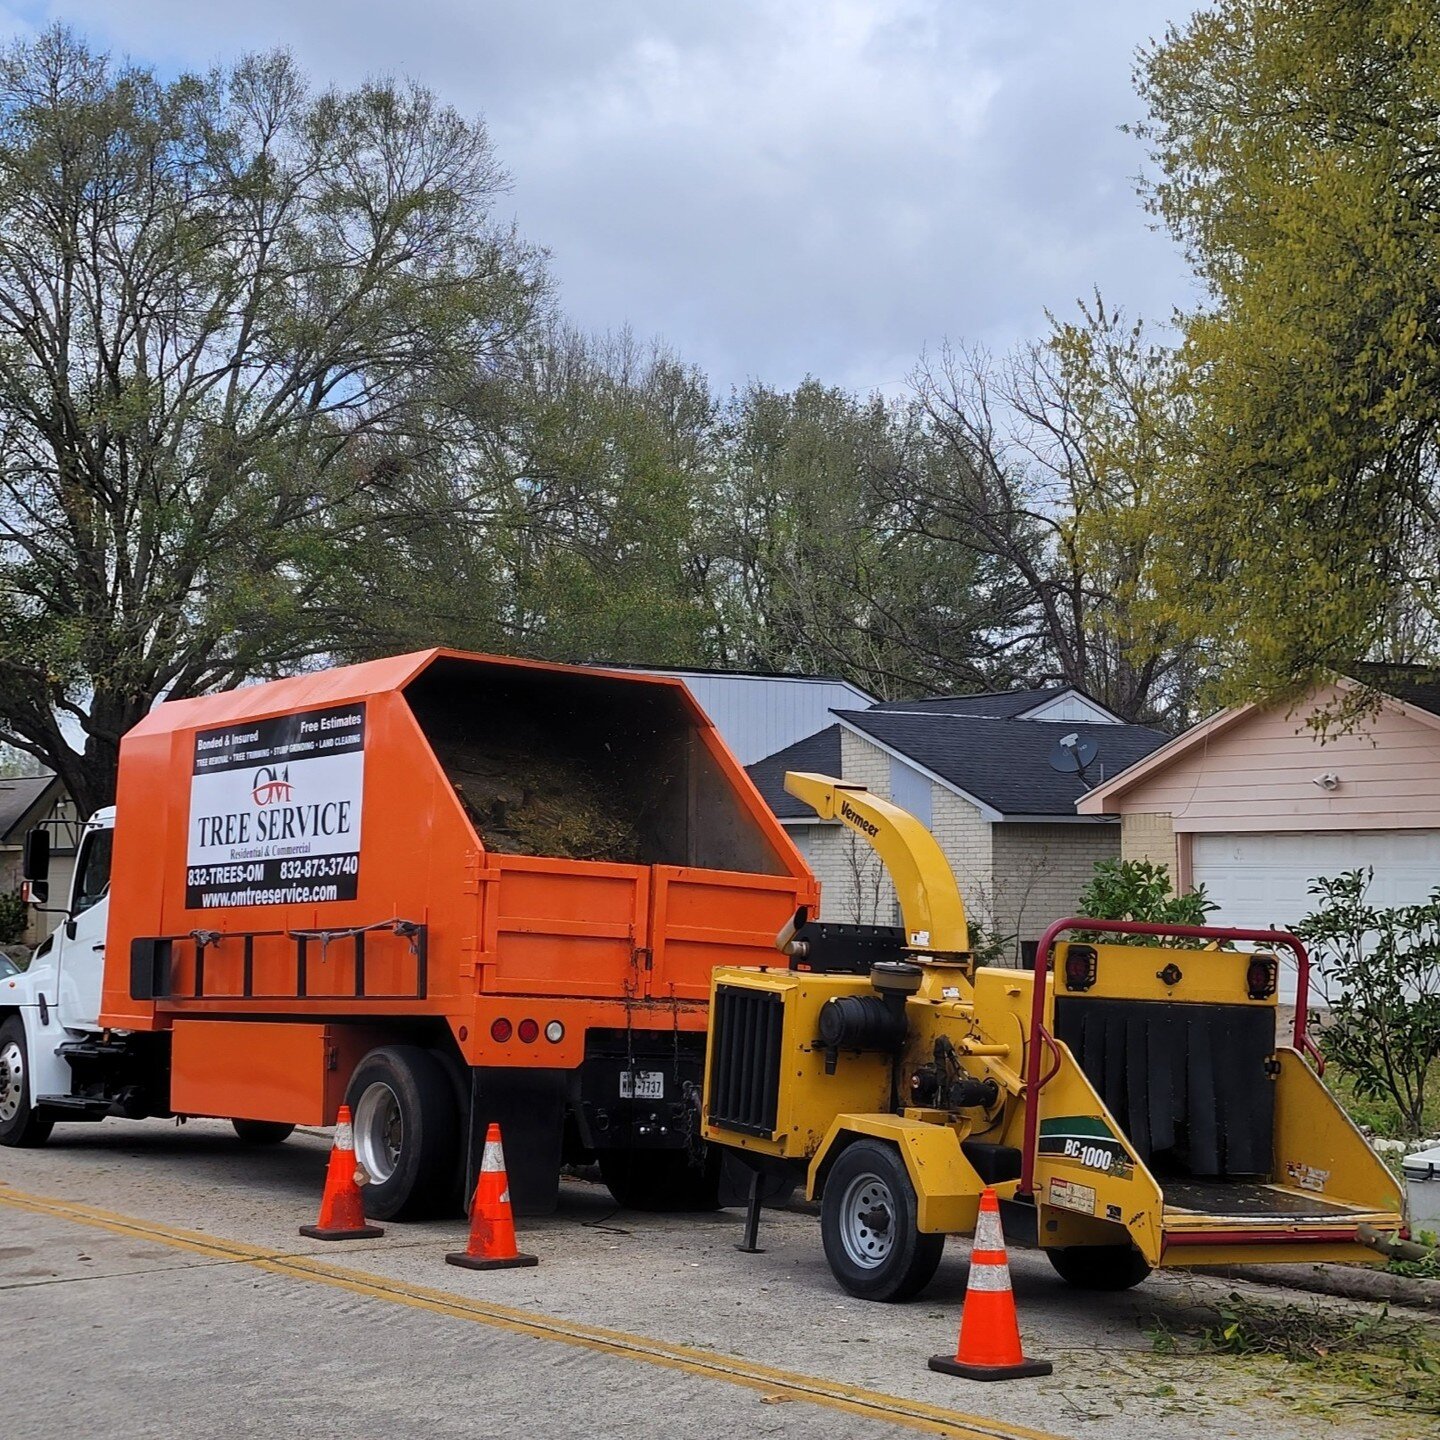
[
  {"xmin": 0, "ymin": 1039, "xmax": 24, "ymax": 1123},
  {"xmin": 353, "ymin": 1081, "xmax": 402, "ymax": 1183},
  {"xmin": 837, "ymin": 1171, "xmax": 895, "ymax": 1268}
]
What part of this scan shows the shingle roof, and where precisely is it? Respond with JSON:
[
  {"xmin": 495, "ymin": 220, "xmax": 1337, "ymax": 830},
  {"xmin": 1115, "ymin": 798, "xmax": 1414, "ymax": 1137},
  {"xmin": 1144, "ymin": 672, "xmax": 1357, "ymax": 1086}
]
[
  {"xmin": 745, "ymin": 725, "xmax": 842, "ymax": 819},
  {"xmin": 867, "ymin": 686, "xmax": 1071, "ymax": 718},
  {"xmin": 832, "ymin": 709, "xmax": 1170, "ymax": 817},
  {"xmin": 0, "ymin": 774, "xmax": 58, "ymax": 841},
  {"xmin": 1346, "ymin": 662, "xmax": 1440, "ymax": 718}
]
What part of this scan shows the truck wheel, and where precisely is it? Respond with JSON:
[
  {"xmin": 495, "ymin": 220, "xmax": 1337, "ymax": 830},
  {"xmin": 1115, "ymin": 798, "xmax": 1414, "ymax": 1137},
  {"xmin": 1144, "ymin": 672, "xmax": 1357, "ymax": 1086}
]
[
  {"xmin": 346, "ymin": 1045, "xmax": 457, "ymax": 1221},
  {"xmin": 0, "ymin": 1017, "xmax": 53, "ymax": 1148},
  {"xmin": 821, "ymin": 1139, "xmax": 943, "ymax": 1301},
  {"xmin": 597, "ymin": 1147, "xmax": 721, "ymax": 1211},
  {"xmin": 231, "ymin": 1119, "xmax": 295, "ymax": 1145},
  {"xmin": 1046, "ymin": 1244, "xmax": 1151, "ymax": 1291}
]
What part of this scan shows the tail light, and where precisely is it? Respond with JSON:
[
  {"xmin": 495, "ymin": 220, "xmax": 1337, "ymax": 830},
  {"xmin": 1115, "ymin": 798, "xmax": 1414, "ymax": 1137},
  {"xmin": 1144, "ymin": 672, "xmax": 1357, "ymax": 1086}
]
[
  {"xmin": 1246, "ymin": 953, "xmax": 1278, "ymax": 1000},
  {"xmin": 517, "ymin": 1018, "xmax": 539, "ymax": 1044},
  {"xmin": 490, "ymin": 1017, "xmax": 512, "ymax": 1042},
  {"xmin": 1064, "ymin": 945, "xmax": 1098, "ymax": 992},
  {"xmin": 544, "ymin": 1021, "xmax": 564, "ymax": 1043}
]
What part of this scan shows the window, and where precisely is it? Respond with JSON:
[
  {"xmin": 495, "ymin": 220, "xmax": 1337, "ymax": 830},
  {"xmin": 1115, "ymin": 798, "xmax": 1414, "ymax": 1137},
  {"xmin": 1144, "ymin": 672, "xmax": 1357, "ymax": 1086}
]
[
  {"xmin": 71, "ymin": 829, "xmax": 113, "ymax": 915},
  {"xmin": 889, "ymin": 757, "xmax": 932, "ymax": 828}
]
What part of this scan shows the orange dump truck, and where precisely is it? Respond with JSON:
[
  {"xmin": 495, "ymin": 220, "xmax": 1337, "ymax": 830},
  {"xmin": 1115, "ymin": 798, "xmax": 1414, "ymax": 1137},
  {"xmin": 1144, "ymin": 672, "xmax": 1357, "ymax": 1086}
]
[{"xmin": 2, "ymin": 649, "xmax": 815, "ymax": 1217}]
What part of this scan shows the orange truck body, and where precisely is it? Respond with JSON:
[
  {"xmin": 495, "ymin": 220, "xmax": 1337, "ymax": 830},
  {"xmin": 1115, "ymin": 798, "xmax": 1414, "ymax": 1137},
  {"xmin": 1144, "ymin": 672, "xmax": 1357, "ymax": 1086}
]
[{"xmin": 97, "ymin": 648, "xmax": 816, "ymax": 1208}]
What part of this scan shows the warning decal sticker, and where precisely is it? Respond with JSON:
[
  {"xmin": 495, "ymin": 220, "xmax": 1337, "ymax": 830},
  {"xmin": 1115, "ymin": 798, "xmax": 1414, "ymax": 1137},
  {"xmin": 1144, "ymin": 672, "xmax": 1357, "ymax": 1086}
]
[
  {"xmin": 1047, "ymin": 1177, "xmax": 1097, "ymax": 1216},
  {"xmin": 186, "ymin": 703, "xmax": 365, "ymax": 909}
]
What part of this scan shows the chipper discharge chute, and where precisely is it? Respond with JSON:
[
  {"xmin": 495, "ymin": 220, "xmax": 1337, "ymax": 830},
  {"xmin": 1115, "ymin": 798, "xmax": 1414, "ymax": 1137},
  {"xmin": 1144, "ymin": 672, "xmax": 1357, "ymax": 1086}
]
[{"xmin": 701, "ymin": 772, "xmax": 1405, "ymax": 1299}]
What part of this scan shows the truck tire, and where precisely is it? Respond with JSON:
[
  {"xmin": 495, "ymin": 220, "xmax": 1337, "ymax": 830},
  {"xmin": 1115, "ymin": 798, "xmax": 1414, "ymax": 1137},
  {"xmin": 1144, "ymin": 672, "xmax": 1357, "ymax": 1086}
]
[
  {"xmin": 597, "ymin": 1146, "xmax": 721, "ymax": 1211},
  {"xmin": 231, "ymin": 1119, "xmax": 295, "ymax": 1145},
  {"xmin": 346, "ymin": 1045, "xmax": 458, "ymax": 1221},
  {"xmin": 1046, "ymin": 1244, "xmax": 1151, "ymax": 1291},
  {"xmin": 0, "ymin": 1016, "xmax": 53, "ymax": 1148},
  {"xmin": 820, "ymin": 1139, "xmax": 943, "ymax": 1301}
]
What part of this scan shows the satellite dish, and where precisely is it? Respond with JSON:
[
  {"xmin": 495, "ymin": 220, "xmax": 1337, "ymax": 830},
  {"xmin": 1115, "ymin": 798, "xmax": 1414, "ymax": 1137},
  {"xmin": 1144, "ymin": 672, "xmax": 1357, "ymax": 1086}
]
[{"xmin": 1048, "ymin": 731, "xmax": 1099, "ymax": 776}]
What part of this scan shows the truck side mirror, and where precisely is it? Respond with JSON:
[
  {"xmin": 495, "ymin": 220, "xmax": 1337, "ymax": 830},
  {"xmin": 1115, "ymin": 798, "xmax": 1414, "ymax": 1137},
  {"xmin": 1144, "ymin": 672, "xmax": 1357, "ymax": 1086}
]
[{"xmin": 22, "ymin": 828, "xmax": 50, "ymax": 905}]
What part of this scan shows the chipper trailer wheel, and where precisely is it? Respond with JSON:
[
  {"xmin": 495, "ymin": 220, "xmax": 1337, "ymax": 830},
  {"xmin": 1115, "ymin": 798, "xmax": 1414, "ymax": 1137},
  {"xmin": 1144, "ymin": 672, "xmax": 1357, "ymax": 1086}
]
[
  {"xmin": 0, "ymin": 1016, "xmax": 52, "ymax": 1148},
  {"xmin": 231, "ymin": 1119, "xmax": 296, "ymax": 1145},
  {"xmin": 821, "ymin": 1138, "xmax": 944, "ymax": 1301},
  {"xmin": 1045, "ymin": 1244, "xmax": 1152, "ymax": 1292},
  {"xmin": 345, "ymin": 1044, "xmax": 458, "ymax": 1221}
]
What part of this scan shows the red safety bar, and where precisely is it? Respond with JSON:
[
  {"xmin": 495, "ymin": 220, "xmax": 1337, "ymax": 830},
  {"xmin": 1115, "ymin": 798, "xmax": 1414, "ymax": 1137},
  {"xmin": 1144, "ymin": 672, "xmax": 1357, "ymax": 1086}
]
[{"xmin": 1018, "ymin": 917, "xmax": 1319, "ymax": 1197}]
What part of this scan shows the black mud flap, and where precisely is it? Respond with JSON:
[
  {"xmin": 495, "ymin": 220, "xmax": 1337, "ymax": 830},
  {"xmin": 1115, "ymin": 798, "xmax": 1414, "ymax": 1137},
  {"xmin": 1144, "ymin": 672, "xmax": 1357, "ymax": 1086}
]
[{"xmin": 466, "ymin": 1067, "xmax": 566, "ymax": 1216}]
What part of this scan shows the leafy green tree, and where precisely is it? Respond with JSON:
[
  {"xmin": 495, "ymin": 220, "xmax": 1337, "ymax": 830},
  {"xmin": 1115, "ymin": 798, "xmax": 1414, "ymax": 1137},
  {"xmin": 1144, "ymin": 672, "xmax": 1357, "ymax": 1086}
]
[
  {"xmin": 1134, "ymin": 0, "xmax": 1440, "ymax": 703},
  {"xmin": 0, "ymin": 27, "xmax": 543, "ymax": 815},
  {"xmin": 366, "ymin": 327, "xmax": 719, "ymax": 667},
  {"xmin": 709, "ymin": 379, "xmax": 1025, "ymax": 698},
  {"xmin": 1296, "ymin": 869, "xmax": 1440, "ymax": 1138}
]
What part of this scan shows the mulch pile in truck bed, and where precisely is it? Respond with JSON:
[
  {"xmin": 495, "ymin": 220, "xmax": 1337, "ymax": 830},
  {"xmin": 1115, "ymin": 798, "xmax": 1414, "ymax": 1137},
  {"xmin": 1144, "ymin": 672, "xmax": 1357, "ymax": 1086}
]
[{"xmin": 430, "ymin": 733, "xmax": 645, "ymax": 863}]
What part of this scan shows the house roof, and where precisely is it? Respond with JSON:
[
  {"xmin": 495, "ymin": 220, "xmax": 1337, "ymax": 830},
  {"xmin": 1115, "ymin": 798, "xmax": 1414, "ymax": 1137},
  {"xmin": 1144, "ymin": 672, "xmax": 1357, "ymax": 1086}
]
[
  {"xmin": 0, "ymin": 774, "xmax": 60, "ymax": 841},
  {"xmin": 833, "ymin": 709, "xmax": 1169, "ymax": 818},
  {"xmin": 867, "ymin": 685, "xmax": 1124, "ymax": 724},
  {"xmin": 745, "ymin": 725, "xmax": 842, "ymax": 820},
  {"xmin": 868, "ymin": 686, "xmax": 1068, "ymax": 718},
  {"xmin": 1345, "ymin": 662, "xmax": 1440, "ymax": 717}
]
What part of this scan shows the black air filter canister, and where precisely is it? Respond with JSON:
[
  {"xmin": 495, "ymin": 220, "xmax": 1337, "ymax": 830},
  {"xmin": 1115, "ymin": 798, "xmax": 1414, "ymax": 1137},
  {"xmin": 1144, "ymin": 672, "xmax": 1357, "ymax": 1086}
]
[{"xmin": 818, "ymin": 994, "xmax": 908, "ymax": 1052}]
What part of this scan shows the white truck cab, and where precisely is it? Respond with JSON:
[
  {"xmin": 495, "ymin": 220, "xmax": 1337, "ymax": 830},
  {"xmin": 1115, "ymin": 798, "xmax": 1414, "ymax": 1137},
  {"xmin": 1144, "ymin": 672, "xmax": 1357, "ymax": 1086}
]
[{"xmin": 0, "ymin": 808, "xmax": 116, "ymax": 1145}]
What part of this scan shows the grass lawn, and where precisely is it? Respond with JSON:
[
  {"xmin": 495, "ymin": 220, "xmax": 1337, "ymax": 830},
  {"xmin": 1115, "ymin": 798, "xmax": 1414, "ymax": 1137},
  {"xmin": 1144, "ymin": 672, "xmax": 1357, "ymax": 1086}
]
[{"xmin": 1324, "ymin": 1063, "xmax": 1440, "ymax": 1141}]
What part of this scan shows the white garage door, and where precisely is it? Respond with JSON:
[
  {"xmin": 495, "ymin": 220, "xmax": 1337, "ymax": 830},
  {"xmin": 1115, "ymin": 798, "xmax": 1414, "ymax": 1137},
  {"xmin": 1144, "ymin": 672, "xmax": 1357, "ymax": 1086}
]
[{"xmin": 1191, "ymin": 829, "xmax": 1440, "ymax": 1000}]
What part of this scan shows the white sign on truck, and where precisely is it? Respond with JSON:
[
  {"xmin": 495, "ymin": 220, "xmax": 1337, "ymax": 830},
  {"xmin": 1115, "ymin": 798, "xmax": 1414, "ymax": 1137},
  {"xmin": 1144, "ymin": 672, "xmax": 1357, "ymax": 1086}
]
[{"xmin": 186, "ymin": 702, "xmax": 366, "ymax": 907}]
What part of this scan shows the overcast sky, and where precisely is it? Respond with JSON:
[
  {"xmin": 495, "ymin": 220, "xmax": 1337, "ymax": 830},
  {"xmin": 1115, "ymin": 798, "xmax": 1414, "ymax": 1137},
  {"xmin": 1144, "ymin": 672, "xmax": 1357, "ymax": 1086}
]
[{"xmin": 0, "ymin": 1, "xmax": 1201, "ymax": 394}]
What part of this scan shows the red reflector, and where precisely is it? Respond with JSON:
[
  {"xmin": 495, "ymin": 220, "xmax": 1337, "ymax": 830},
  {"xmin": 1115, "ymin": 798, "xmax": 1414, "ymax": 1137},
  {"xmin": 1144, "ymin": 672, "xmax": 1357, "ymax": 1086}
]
[
  {"xmin": 490, "ymin": 1018, "xmax": 512, "ymax": 1043},
  {"xmin": 1064, "ymin": 945, "xmax": 1097, "ymax": 991},
  {"xmin": 1246, "ymin": 955, "xmax": 1278, "ymax": 1000},
  {"xmin": 517, "ymin": 1018, "xmax": 539, "ymax": 1044}
]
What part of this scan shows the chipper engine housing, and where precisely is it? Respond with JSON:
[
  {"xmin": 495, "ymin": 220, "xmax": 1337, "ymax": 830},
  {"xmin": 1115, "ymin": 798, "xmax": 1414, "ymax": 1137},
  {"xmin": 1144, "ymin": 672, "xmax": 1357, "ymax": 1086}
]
[{"xmin": 702, "ymin": 772, "xmax": 1406, "ymax": 1300}]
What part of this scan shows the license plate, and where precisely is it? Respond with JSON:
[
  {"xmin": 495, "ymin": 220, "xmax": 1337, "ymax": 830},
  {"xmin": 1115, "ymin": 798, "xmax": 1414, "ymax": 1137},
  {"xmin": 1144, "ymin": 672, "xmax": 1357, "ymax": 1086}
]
[{"xmin": 620, "ymin": 1070, "xmax": 664, "ymax": 1100}]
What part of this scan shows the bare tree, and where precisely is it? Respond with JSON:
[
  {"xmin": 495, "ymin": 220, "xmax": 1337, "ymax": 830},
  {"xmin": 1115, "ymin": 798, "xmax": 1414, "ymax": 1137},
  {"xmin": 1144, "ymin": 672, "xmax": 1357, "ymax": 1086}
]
[{"xmin": 888, "ymin": 299, "xmax": 1204, "ymax": 726}]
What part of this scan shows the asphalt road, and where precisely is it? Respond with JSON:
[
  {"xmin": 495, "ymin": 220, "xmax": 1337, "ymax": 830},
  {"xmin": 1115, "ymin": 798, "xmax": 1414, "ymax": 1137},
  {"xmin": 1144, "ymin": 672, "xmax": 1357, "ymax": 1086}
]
[{"xmin": 0, "ymin": 1121, "xmax": 1430, "ymax": 1439}]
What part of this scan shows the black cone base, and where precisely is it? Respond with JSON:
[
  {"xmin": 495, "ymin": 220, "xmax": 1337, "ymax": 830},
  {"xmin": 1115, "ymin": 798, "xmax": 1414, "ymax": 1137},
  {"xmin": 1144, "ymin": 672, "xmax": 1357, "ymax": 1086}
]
[
  {"xmin": 299, "ymin": 1223, "xmax": 385, "ymax": 1241},
  {"xmin": 445, "ymin": 1250, "xmax": 538, "ymax": 1270},
  {"xmin": 928, "ymin": 1353, "xmax": 1053, "ymax": 1382}
]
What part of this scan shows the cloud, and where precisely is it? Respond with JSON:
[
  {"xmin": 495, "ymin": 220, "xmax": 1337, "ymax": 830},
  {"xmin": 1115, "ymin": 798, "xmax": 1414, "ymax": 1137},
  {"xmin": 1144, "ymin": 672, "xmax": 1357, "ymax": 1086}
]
[{"xmin": 0, "ymin": 0, "xmax": 1195, "ymax": 392}]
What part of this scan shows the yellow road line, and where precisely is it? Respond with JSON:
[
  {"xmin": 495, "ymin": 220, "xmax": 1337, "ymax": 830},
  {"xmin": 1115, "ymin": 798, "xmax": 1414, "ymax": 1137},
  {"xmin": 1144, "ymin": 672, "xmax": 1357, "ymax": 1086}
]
[{"xmin": 0, "ymin": 1182, "xmax": 1061, "ymax": 1440}]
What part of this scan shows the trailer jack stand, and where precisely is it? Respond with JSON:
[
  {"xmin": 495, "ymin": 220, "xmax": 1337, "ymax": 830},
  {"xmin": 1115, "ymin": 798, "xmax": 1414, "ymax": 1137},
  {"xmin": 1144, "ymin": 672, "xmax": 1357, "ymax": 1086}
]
[{"xmin": 736, "ymin": 1167, "xmax": 765, "ymax": 1254}]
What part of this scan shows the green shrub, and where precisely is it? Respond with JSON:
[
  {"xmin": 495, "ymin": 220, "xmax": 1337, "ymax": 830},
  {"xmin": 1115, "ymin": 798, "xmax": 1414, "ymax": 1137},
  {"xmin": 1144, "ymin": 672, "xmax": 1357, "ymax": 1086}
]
[
  {"xmin": 0, "ymin": 888, "xmax": 25, "ymax": 945},
  {"xmin": 1075, "ymin": 858, "xmax": 1216, "ymax": 944},
  {"xmin": 1295, "ymin": 869, "xmax": 1440, "ymax": 1138}
]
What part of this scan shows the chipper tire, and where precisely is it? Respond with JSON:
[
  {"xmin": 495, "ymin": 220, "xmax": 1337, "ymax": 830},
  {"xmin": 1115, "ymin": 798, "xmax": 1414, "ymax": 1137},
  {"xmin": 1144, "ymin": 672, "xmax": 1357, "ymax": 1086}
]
[
  {"xmin": 821, "ymin": 1139, "xmax": 944, "ymax": 1302},
  {"xmin": 346, "ymin": 1044, "xmax": 458, "ymax": 1221},
  {"xmin": 231, "ymin": 1119, "xmax": 295, "ymax": 1145},
  {"xmin": 0, "ymin": 1016, "xmax": 52, "ymax": 1148},
  {"xmin": 1046, "ymin": 1244, "xmax": 1152, "ymax": 1291}
]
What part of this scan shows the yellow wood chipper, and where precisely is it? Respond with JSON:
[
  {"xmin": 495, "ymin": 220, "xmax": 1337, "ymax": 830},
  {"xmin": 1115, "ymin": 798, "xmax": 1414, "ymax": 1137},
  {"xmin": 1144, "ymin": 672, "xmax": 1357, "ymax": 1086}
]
[{"xmin": 701, "ymin": 772, "xmax": 1405, "ymax": 1300}]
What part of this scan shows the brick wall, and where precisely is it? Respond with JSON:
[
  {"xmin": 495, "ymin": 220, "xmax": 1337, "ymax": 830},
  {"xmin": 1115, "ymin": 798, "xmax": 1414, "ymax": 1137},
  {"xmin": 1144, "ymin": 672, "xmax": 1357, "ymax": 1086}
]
[
  {"xmin": 791, "ymin": 821, "xmax": 895, "ymax": 924},
  {"xmin": 988, "ymin": 822, "xmax": 1121, "ymax": 959},
  {"xmin": 1119, "ymin": 811, "xmax": 1178, "ymax": 877}
]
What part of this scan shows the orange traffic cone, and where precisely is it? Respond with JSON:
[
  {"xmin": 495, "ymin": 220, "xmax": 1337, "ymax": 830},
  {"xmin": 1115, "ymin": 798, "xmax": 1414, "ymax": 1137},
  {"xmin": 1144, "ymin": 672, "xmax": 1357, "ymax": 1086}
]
[
  {"xmin": 929, "ymin": 1188, "xmax": 1051, "ymax": 1381},
  {"xmin": 446, "ymin": 1123, "xmax": 538, "ymax": 1271},
  {"xmin": 299, "ymin": 1105, "xmax": 385, "ymax": 1241}
]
